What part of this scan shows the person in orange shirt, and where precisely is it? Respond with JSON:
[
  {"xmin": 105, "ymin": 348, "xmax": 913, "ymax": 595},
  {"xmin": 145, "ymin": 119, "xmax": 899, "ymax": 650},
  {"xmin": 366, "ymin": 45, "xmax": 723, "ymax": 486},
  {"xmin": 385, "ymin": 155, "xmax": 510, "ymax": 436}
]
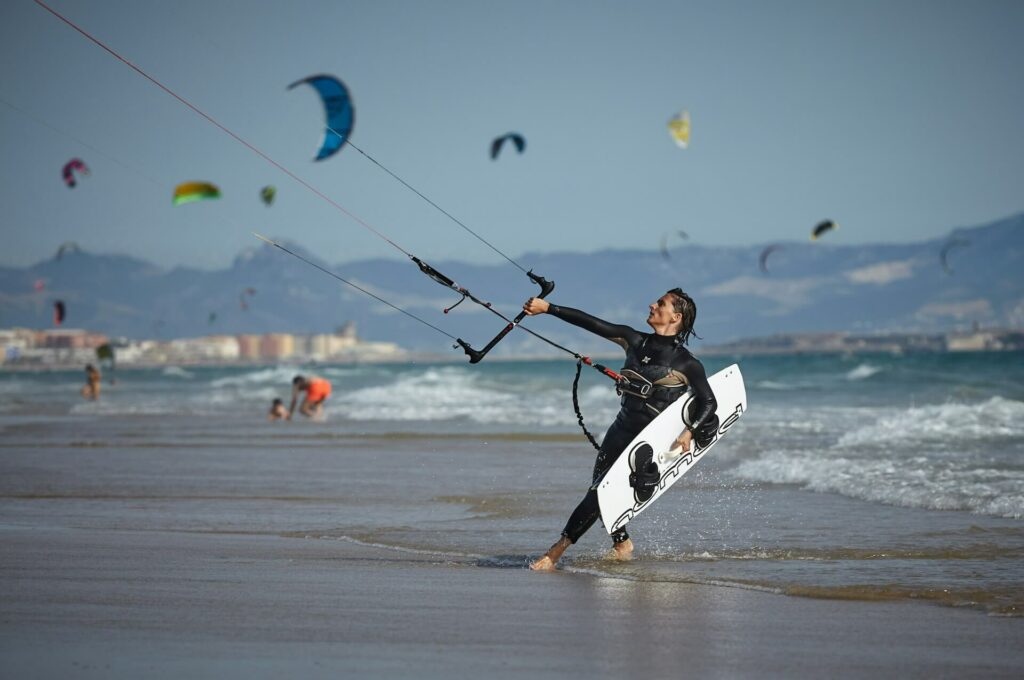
[{"xmin": 288, "ymin": 374, "xmax": 332, "ymax": 419}]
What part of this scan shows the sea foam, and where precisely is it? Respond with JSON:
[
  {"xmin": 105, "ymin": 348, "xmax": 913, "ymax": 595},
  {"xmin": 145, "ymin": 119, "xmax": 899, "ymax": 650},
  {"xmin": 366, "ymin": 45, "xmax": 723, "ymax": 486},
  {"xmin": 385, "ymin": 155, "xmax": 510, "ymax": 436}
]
[
  {"xmin": 209, "ymin": 366, "xmax": 299, "ymax": 388},
  {"xmin": 845, "ymin": 363, "xmax": 881, "ymax": 381},
  {"xmin": 732, "ymin": 396, "xmax": 1024, "ymax": 519},
  {"xmin": 338, "ymin": 367, "xmax": 618, "ymax": 427},
  {"xmin": 731, "ymin": 451, "xmax": 1024, "ymax": 519},
  {"xmin": 837, "ymin": 396, "xmax": 1024, "ymax": 445}
]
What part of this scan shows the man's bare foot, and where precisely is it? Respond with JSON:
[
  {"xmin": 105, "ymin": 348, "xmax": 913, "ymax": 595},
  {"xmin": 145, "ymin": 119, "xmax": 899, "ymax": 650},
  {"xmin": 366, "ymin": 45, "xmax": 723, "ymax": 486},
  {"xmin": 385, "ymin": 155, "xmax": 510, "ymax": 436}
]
[
  {"xmin": 529, "ymin": 536, "xmax": 572, "ymax": 571},
  {"xmin": 610, "ymin": 538, "xmax": 634, "ymax": 561}
]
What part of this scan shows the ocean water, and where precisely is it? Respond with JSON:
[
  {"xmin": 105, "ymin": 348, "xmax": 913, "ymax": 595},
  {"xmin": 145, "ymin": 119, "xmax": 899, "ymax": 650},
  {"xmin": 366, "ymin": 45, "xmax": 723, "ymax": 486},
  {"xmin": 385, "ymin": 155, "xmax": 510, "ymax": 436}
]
[{"xmin": 1, "ymin": 351, "xmax": 1023, "ymax": 616}]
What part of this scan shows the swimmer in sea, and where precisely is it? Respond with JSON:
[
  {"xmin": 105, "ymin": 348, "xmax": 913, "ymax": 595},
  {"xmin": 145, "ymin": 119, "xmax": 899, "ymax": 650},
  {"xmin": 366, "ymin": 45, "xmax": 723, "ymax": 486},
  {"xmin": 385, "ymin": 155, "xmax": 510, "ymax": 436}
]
[
  {"xmin": 288, "ymin": 374, "xmax": 332, "ymax": 419},
  {"xmin": 80, "ymin": 363, "xmax": 101, "ymax": 400}
]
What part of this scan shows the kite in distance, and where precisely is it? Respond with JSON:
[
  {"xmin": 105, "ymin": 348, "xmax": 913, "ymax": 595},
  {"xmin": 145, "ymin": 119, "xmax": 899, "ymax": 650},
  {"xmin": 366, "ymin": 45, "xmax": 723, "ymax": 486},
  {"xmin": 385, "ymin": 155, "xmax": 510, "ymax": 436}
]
[
  {"xmin": 940, "ymin": 238, "xmax": 970, "ymax": 275},
  {"xmin": 239, "ymin": 287, "xmax": 256, "ymax": 311},
  {"xmin": 62, "ymin": 158, "xmax": 90, "ymax": 188},
  {"xmin": 288, "ymin": 74, "xmax": 354, "ymax": 161},
  {"xmin": 54, "ymin": 241, "xmax": 81, "ymax": 261},
  {"xmin": 490, "ymin": 133, "xmax": 526, "ymax": 160},
  {"xmin": 659, "ymin": 230, "xmax": 689, "ymax": 261},
  {"xmin": 260, "ymin": 186, "xmax": 276, "ymax": 206},
  {"xmin": 667, "ymin": 110, "xmax": 690, "ymax": 149},
  {"xmin": 53, "ymin": 300, "xmax": 66, "ymax": 326},
  {"xmin": 759, "ymin": 244, "xmax": 783, "ymax": 274},
  {"xmin": 173, "ymin": 182, "xmax": 221, "ymax": 205},
  {"xmin": 811, "ymin": 220, "xmax": 838, "ymax": 240}
]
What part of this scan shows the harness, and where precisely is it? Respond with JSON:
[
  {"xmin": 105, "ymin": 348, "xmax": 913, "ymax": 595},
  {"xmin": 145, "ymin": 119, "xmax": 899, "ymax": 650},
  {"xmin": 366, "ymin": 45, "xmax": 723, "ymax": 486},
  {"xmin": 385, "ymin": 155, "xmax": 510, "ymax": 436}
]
[
  {"xmin": 572, "ymin": 335, "xmax": 691, "ymax": 451},
  {"xmin": 617, "ymin": 336, "xmax": 690, "ymax": 416}
]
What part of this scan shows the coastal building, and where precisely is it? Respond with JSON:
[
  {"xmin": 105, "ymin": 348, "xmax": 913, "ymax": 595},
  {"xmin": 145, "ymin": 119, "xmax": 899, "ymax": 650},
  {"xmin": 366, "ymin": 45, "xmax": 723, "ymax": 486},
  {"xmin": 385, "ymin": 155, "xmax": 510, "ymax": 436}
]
[
  {"xmin": 304, "ymin": 332, "xmax": 357, "ymax": 360},
  {"xmin": 295, "ymin": 324, "xmax": 401, "ymax": 361},
  {"xmin": 0, "ymin": 328, "xmax": 109, "ymax": 365},
  {"xmin": 330, "ymin": 339, "xmax": 402, "ymax": 360},
  {"xmin": 34, "ymin": 329, "xmax": 109, "ymax": 350},
  {"xmin": 166, "ymin": 335, "xmax": 241, "ymax": 362},
  {"xmin": 236, "ymin": 335, "xmax": 262, "ymax": 360},
  {"xmin": 947, "ymin": 330, "xmax": 1024, "ymax": 352},
  {"xmin": 259, "ymin": 333, "xmax": 295, "ymax": 359},
  {"xmin": 109, "ymin": 341, "xmax": 153, "ymax": 365},
  {"xmin": 2, "ymin": 324, "xmax": 403, "ymax": 366},
  {"xmin": 0, "ymin": 328, "xmax": 34, "ymax": 353}
]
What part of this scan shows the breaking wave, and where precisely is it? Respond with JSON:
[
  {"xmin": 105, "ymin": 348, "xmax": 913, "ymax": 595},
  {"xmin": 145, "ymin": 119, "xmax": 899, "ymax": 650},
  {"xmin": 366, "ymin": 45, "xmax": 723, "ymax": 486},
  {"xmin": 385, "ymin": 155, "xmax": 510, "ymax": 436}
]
[
  {"xmin": 339, "ymin": 367, "xmax": 618, "ymax": 427},
  {"xmin": 837, "ymin": 397, "xmax": 1024, "ymax": 445},
  {"xmin": 732, "ymin": 397, "xmax": 1024, "ymax": 519},
  {"xmin": 845, "ymin": 363, "xmax": 881, "ymax": 381}
]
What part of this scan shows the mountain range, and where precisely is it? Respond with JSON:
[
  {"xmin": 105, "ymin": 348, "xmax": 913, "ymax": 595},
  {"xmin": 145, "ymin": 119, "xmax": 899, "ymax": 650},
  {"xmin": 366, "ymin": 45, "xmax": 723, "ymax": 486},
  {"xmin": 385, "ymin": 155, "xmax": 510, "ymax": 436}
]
[{"xmin": 1, "ymin": 213, "xmax": 1021, "ymax": 356}]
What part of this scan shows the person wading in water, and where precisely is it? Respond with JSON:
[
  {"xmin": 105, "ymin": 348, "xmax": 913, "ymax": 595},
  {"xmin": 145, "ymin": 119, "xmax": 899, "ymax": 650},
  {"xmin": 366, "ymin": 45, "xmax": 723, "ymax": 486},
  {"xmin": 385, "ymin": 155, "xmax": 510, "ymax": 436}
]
[
  {"xmin": 522, "ymin": 288, "xmax": 718, "ymax": 571},
  {"xmin": 288, "ymin": 374, "xmax": 332, "ymax": 420}
]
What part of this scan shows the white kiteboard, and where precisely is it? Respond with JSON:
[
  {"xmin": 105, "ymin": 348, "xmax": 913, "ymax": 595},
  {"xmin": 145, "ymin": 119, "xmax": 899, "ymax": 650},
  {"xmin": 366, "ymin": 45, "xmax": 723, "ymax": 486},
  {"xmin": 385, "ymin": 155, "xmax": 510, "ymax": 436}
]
[{"xmin": 597, "ymin": 363, "xmax": 746, "ymax": 534}]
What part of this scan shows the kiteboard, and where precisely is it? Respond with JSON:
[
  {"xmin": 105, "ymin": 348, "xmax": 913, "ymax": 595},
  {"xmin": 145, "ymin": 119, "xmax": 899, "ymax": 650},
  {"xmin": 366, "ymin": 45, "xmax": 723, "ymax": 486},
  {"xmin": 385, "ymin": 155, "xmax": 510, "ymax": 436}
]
[{"xmin": 596, "ymin": 364, "xmax": 746, "ymax": 534}]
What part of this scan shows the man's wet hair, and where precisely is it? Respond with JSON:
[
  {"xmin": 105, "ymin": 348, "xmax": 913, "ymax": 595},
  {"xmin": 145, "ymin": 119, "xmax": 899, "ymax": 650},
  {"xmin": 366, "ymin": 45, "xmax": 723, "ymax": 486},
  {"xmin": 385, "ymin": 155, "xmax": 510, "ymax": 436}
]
[
  {"xmin": 666, "ymin": 288, "xmax": 700, "ymax": 346},
  {"xmin": 292, "ymin": 375, "xmax": 305, "ymax": 386}
]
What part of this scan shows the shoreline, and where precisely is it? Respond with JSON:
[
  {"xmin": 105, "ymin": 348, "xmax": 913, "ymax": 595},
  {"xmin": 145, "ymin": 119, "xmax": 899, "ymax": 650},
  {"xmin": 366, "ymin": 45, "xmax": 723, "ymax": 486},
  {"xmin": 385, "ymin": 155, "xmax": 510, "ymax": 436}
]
[
  {"xmin": 2, "ymin": 350, "xmax": 1022, "ymax": 677},
  {"xmin": 4, "ymin": 345, "xmax": 1024, "ymax": 373},
  {"xmin": 2, "ymin": 524, "xmax": 1022, "ymax": 678}
]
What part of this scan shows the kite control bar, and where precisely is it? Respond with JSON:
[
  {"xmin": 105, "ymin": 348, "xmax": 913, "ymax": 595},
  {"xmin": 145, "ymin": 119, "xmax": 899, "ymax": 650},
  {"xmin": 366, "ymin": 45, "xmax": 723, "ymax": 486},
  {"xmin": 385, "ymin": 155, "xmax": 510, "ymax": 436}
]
[
  {"xmin": 409, "ymin": 256, "xmax": 555, "ymax": 363},
  {"xmin": 456, "ymin": 270, "xmax": 554, "ymax": 364}
]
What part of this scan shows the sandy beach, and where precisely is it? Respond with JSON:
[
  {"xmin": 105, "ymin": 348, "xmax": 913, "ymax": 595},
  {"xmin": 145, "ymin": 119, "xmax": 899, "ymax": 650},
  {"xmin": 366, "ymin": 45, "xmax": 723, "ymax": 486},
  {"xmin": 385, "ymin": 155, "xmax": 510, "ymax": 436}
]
[
  {"xmin": 2, "ymin": 388, "xmax": 1023, "ymax": 677},
  {"xmin": 3, "ymin": 524, "xmax": 1023, "ymax": 678}
]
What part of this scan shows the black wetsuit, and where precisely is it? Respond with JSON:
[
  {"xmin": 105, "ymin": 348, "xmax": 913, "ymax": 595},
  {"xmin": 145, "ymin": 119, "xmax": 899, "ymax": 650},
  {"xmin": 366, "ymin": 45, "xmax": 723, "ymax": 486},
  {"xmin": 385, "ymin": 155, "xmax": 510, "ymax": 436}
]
[{"xmin": 548, "ymin": 304, "xmax": 718, "ymax": 545}]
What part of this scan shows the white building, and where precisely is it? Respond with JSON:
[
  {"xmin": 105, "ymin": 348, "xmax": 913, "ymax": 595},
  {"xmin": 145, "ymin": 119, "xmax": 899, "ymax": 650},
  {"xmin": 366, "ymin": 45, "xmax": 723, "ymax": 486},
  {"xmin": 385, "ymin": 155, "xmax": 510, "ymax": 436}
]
[{"xmin": 165, "ymin": 335, "xmax": 241, "ymax": 362}]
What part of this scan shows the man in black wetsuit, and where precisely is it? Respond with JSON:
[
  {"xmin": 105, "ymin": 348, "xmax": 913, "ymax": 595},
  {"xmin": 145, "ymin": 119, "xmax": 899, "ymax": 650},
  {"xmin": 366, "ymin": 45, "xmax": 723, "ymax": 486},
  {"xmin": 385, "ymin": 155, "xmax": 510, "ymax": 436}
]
[{"xmin": 523, "ymin": 288, "xmax": 718, "ymax": 571}]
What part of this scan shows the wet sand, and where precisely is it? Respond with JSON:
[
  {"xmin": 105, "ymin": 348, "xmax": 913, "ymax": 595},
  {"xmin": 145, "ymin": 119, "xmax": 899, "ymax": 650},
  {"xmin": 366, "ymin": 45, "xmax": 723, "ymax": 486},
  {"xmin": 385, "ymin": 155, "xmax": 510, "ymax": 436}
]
[
  {"xmin": 2, "ymin": 410, "xmax": 1023, "ymax": 677},
  {"xmin": 1, "ymin": 524, "xmax": 1023, "ymax": 678}
]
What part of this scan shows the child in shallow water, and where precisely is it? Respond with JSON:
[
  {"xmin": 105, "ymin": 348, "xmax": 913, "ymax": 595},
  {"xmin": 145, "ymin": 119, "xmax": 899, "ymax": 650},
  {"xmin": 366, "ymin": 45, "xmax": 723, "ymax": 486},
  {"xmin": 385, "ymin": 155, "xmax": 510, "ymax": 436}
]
[{"xmin": 267, "ymin": 398, "xmax": 288, "ymax": 421}]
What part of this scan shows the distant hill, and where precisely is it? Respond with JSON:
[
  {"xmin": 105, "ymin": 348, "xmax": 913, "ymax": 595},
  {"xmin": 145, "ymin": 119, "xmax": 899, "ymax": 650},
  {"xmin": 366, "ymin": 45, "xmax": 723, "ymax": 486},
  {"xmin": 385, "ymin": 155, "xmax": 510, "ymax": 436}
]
[{"xmin": 1, "ymin": 213, "xmax": 1021, "ymax": 356}]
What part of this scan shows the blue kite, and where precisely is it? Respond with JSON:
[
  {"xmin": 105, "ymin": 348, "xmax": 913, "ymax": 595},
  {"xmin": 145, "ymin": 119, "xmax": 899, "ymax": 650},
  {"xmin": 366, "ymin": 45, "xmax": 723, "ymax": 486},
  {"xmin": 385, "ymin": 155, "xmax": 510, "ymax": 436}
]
[{"xmin": 288, "ymin": 74, "xmax": 355, "ymax": 161}]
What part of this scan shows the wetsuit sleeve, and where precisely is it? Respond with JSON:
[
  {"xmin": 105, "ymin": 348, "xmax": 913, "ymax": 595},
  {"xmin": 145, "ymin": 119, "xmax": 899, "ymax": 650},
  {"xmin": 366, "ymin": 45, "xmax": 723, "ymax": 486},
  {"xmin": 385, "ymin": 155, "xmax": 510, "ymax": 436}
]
[
  {"xmin": 674, "ymin": 355, "xmax": 717, "ymax": 432},
  {"xmin": 547, "ymin": 305, "xmax": 644, "ymax": 349}
]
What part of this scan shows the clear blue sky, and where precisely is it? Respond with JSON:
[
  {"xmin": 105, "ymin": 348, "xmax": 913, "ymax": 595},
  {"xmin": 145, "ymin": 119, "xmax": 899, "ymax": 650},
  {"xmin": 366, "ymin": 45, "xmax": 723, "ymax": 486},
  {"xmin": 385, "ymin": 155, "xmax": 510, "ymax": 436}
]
[{"xmin": 2, "ymin": 0, "xmax": 1022, "ymax": 270}]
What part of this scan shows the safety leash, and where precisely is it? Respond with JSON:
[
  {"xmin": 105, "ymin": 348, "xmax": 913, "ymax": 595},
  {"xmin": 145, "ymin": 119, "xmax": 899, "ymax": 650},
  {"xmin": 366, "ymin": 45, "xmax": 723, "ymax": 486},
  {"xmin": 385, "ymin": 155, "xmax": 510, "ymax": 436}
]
[{"xmin": 572, "ymin": 360, "xmax": 602, "ymax": 452}]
